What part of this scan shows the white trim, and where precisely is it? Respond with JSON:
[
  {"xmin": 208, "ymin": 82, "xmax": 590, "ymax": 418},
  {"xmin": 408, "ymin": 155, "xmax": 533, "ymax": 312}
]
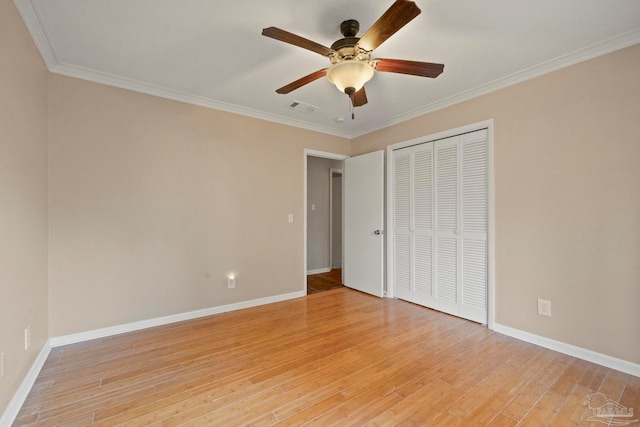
[
  {"xmin": 385, "ymin": 149, "xmax": 394, "ymax": 299},
  {"xmin": 386, "ymin": 120, "xmax": 495, "ymax": 326},
  {"xmin": 304, "ymin": 149, "xmax": 349, "ymax": 161},
  {"xmin": 494, "ymin": 323, "xmax": 640, "ymax": 378},
  {"xmin": 486, "ymin": 124, "xmax": 495, "ymax": 330},
  {"xmin": 350, "ymin": 30, "xmax": 640, "ymax": 138},
  {"xmin": 52, "ymin": 63, "xmax": 354, "ymax": 139},
  {"xmin": 328, "ymin": 168, "xmax": 343, "ymax": 278},
  {"xmin": 307, "ymin": 268, "xmax": 331, "ymax": 275},
  {"xmin": 304, "ymin": 150, "xmax": 349, "ymax": 295},
  {"xmin": 12, "ymin": 0, "xmax": 352, "ymax": 139},
  {"xmin": 49, "ymin": 291, "xmax": 304, "ymax": 347},
  {"xmin": 1, "ymin": 291, "xmax": 304, "ymax": 425},
  {"xmin": 0, "ymin": 341, "xmax": 52, "ymax": 426},
  {"xmin": 17, "ymin": 1, "xmax": 640, "ymax": 140},
  {"xmin": 12, "ymin": 0, "xmax": 57, "ymax": 69}
]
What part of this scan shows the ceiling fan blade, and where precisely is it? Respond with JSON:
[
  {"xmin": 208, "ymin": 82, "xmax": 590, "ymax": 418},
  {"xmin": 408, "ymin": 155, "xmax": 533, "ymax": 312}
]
[
  {"xmin": 351, "ymin": 86, "xmax": 368, "ymax": 107},
  {"xmin": 275, "ymin": 69, "xmax": 328, "ymax": 94},
  {"xmin": 262, "ymin": 27, "xmax": 333, "ymax": 57},
  {"xmin": 357, "ymin": 0, "xmax": 421, "ymax": 52},
  {"xmin": 374, "ymin": 59, "xmax": 444, "ymax": 78}
]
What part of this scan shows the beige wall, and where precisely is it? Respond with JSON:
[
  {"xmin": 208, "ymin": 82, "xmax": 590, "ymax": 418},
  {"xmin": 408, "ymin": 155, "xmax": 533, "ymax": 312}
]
[
  {"xmin": 306, "ymin": 157, "xmax": 343, "ymax": 272},
  {"xmin": 352, "ymin": 44, "xmax": 640, "ymax": 364},
  {"xmin": 2, "ymin": 0, "xmax": 639, "ymax": 415},
  {"xmin": 0, "ymin": 0, "xmax": 50, "ymax": 412},
  {"xmin": 48, "ymin": 75, "xmax": 350, "ymax": 336}
]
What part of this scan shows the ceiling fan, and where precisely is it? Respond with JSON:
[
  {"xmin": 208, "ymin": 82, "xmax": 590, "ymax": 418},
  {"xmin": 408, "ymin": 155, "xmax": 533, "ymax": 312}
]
[{"xmin": 262, "ymin": 0, "xmax": 444, "ymax": 112}]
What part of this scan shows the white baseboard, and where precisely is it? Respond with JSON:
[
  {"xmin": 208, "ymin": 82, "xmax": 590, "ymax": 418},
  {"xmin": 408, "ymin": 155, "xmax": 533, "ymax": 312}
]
[
  {"xmin": 0, "ymin": 341, "xmax": 52, "ymax": 426},
  {"xmin": 2, "ymin": 290, "xmax": 305, "ymax": 426},
  {"xmin": 493, "ymin": 323, "xmax": 640, "ymax": 377},
  {"xmin": 307, "ymin": 268, "xmax": 331, "ymax": 275},
  {"xmin": 50, "ymin": 290, "xmax": 306, "ymax": 347}
]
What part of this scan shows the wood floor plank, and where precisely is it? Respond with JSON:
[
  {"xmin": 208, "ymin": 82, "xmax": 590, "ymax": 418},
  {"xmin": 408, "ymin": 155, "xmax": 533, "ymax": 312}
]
[
  {"xmin": 11, "ymin": 287, "xmax": 640, "ymax": 426},
  {"xmin": 517, "ymin": 390, "xmax": 566, "ymax": 426},
  {"xmin": 486, "ymin": 412, "xmax": 518, "ymax": 427},
  {"xmin": 548, "ymin": 383, "xmax": 593, "ymax": 426},
  {"xmin": 500, "ymin": 356, "xmax": 568, "ymax": 420}
]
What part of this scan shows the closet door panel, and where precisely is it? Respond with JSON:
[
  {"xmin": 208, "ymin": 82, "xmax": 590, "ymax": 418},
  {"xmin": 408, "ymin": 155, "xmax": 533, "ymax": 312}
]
[
  {"xmin": 461, "ymin": 239, "xmax": 487, "ymax": 322},
  {"xmin": 394, "ymin": 151, "xmax": 411, "ymax": 231},
  {"xmin": 394, "ymin": 234, "xmax": 411, "ymax": 294},
  {"xmin": 460, "ymin": 130, "xmax": 488, "ymax": 322},
  {"xmin": 435, "ymin": 141, "xmax": 458, "ymax": 234},
  {"xmin": 413, "ymin": 146, "xmax": 433, "ymax": 231},
  {"xmin": 412, "ymin": 144, "xmax": 433, "ymax": 299},
  {"xmin": 393, "ymin": 149, "xmax": 412, "ymax": 299},
  {"xmin": 434, "ymin": 138, "xmax": 460, "ymax": 315},
  {"xmin": 414, "ymin": 235, "xmax": 432, "ymax": 296},
  {"xmin": 462, "ymin": 131, "xmax": 488, "ymax": 237},
  {"xmin": 435, "ymin": 237, "xmax": 458, "ymax": 313}
]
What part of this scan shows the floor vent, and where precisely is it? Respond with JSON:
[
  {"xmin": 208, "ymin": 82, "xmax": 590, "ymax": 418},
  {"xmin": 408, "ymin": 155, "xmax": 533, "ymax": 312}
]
[{"xmin": 286, "ymin": 101, "xmax": 318, "ymax": 114}]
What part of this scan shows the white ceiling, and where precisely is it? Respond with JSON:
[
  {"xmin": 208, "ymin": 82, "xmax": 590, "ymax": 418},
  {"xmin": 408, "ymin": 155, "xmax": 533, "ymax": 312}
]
[{"xmin": 15, "ymin": 0, "xmax": 640, "ymax": 138}]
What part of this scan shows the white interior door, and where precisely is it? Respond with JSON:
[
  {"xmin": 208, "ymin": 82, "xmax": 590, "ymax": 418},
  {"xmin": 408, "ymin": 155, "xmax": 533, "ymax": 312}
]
[{"xmin": 344, "ymin": 150, "xmax": 384, "ymax": 297}]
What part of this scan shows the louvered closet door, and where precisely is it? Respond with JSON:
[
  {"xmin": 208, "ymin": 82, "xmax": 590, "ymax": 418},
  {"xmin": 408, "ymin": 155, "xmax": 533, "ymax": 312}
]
[
  {"xmin": 393, "ymin": 149, "xmax": 412, "ymax": 299},
  {"xmin": 412, "ymin": 144, "xmax": 434, "ymax": 302},
  {"xmin": 393, "ymin": 144, "xmax": 434, "ymax": 303},
  {"xmin": 433, "ymin": 136, "xmax": 460, "ymax": 316},
  {"xmin": 392, "ymin": 129, "xmax": 488, "ymax": 324},
  {"xmin": 459, "ymin": 130, "xmax": 488, "ymax": 323}
]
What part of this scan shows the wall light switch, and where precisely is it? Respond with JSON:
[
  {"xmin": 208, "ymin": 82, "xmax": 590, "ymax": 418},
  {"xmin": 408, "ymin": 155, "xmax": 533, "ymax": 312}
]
[
  {"xmin": 288, "ymin": 214, "xmax": 294, "ymax": 223},
  {"xmin": 228, "ymin": 276, "xmax": 236, "ymax": 289},
  {"xmin": 311, "ymin": 204, "xmax": 316, "ymax": 211}
]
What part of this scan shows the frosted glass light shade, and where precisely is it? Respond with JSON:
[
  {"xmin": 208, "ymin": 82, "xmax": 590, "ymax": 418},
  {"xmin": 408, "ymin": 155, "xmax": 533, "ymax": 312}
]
[{"xmin": 327, "ymin": 61, "xmax": 374, "ymax": 93}]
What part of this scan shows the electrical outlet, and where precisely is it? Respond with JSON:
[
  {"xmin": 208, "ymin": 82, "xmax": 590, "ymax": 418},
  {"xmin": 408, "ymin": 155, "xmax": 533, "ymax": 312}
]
[
  {"xmin": 24, "ymin": 326, "xmax": 31, "ymax": 350},
  {"xmin": 537, "ymin": 299, "xmax": 551, "ymax": 317},
  {"xmin": 227, "ymin": 276, "xmax": 236, "ymax": 289}
]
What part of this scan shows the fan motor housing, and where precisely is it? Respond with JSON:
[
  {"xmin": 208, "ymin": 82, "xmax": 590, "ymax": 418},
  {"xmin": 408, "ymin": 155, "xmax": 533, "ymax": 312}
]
[
  {"xmin": 330, "ymin": 37, "xmax": 359, "ymax": 53},
  {"xmin": 330, "ymin": 20, "xmax": 371, "ymax": 64},
  {"xmin": 330, "ymin": 38, "xmax": 371, "ymax": 64},
  {"xmin": 340, "ymin": 19, "xmax": 360, "ymax": 37}
]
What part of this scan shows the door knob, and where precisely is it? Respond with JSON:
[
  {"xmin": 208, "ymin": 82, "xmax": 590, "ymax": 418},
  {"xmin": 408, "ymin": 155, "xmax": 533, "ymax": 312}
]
[{"xmin": 374, "ymin": 230, "xmax": 382, "ymax": 235}]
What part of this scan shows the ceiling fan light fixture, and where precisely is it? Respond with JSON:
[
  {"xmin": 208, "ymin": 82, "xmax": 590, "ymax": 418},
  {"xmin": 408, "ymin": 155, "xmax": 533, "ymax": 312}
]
[{"xmin": 327, "ymin": 60, "xmax": 374, "ymax": 94}]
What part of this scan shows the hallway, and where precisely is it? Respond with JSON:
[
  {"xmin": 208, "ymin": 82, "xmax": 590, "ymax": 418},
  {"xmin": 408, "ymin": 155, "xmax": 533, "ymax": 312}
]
[{"xmin": 307, "ymin": 269, "xmax": 343, "ymax": 294}]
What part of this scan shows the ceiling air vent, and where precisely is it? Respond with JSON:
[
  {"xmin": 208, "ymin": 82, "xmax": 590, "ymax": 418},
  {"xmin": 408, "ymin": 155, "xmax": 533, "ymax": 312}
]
[{"xmin": 286, "ymin": 101, "xmax": 318, "ymax": 114}]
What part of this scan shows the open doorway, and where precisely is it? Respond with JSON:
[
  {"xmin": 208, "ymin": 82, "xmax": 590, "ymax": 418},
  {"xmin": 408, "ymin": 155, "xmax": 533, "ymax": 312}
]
[
  {"xmin": 305, "ymin": 152, "xmax": 346, "ymax": 294},
  {"xmin": 329, "ymin": 168, "xmax": 342, "ymax": 273}
]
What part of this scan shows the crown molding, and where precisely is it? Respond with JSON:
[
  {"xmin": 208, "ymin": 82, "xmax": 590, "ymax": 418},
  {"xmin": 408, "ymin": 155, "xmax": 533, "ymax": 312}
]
[
  {"xmin": 13, "ymin": 0, "xmax": 57, "ymax": 69},
  {"xmin": 13, "ymin": 0, "xmax": 353, "ymax": 139},
  {"xmin": 351, "ymin": 29, "xmax": 640, "ymax": 138},
  {"xmin": 50, "ymin": 62, "xmax": 354, "ymax": 139},
  {"xmin": 15, "ymin": 0, "xmax": 640, "ymax": 140}
]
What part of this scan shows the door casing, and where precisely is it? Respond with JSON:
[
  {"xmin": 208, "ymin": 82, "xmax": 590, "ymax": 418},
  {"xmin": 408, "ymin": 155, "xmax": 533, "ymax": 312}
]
[{"xmin": 304, "ymin": 149, "xmax": 348, "ymax": 292}]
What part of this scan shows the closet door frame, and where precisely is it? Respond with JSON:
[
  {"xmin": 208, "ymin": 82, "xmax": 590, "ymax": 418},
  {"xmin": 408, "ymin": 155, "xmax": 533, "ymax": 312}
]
[{"xmin": 386, "ymin": 120, "xmax": 495, "ymax": 329}]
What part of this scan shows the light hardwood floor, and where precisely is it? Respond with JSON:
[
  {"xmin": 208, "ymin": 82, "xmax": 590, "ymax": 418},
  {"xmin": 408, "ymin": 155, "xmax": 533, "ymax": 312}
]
[
  {"xmin": 13, "ymin": 288, "xmax": 639, "ymax": 426},
  {"xmin": 307, "ymin": 269, "xmax": 344, "ymax": 294}
]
